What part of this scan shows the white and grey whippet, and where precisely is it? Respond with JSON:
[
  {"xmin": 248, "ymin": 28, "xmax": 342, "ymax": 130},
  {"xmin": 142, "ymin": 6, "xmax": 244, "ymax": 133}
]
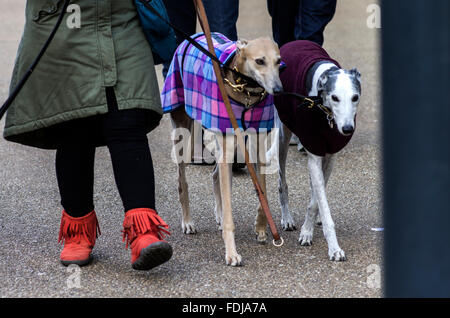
[{"xmin": 270, "ymin": 61, "xmax": 362, "ymax": 261}]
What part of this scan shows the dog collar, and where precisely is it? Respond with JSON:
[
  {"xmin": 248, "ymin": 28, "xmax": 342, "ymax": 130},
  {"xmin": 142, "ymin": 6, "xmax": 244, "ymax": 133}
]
[
  {"xmin": 224, "ymin": 66, "xmax": 268, "ymax": 108},
  {"xmin": 308, "ymin": 90, "xmax": 335, "ymax": 129}
]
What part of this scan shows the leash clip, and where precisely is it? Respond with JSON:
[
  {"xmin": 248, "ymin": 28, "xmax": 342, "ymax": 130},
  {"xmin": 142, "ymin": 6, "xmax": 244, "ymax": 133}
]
[
  {"xmin": 304, "ymin": 97, "xmax": 315, "ymax": 108},
  {"xmin": 327, "ymin": 114, "xmax": 334, "ymax": 128}
]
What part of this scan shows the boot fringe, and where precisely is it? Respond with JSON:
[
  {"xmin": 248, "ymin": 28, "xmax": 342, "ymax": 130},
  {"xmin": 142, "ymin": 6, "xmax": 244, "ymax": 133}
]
[
  {"xmin": 58, "ymin": 210, "xmax": 101, "ymax": 247},
  {"xmin": 122, "ymin": 208, "xmax": 170, "ymax": 249}
]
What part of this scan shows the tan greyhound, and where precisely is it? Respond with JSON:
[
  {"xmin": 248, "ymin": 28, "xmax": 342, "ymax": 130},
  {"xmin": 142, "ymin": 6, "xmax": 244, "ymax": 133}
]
[{"xmin": 166, "ymin": 35, "xmax": 282, "ymax": 266}]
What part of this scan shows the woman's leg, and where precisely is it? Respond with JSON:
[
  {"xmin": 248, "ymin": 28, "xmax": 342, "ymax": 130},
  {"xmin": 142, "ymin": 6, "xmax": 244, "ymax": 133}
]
[
  {"xmin": 268, "ymin": 0, "xmax": 336, "ymax": 48},
  {"xmin": 298, "ymin": 0, "xmax": 337, "ymax": 46},
  {"xmin": 203, "ymin": 0, "xmax": 239, "ymax": 41},
  {"xmin": 101, "ymin": 88, "xmax": 156, "ymax": 212},
  {"xmin": 101, "ymin": 87, "xmax": 171, "ymax": 270},
  {"xmin": 105, "ymin": 119, "xmax": 156, "ymax": 212},
  {"xmin": 267, "ymin": 0, "xmax": 300, "ymax": 47},
  {"xmin": 55, "ymin": 145, "xmax": 96, "ymax": 217},
  {"xmin": 55, "ymin": 122, "xmax": 99, "ymax": 266}
]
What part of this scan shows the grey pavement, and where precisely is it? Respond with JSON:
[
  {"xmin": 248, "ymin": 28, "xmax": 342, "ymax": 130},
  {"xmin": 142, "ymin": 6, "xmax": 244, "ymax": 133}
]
[{"xmin": 0, "ymin": 0, "xmax": 382, "ymax": 298}]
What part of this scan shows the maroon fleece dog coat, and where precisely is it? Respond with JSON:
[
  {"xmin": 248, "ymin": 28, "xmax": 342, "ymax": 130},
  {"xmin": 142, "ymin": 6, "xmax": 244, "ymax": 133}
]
[{"xmin": 275, "ymin": 40, "xmax": 354, "ymax": 157}]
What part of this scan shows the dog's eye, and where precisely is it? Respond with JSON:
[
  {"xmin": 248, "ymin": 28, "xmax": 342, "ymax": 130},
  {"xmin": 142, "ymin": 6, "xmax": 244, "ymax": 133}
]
[
  {"xmin": 352, "ymin": 94, "xmax": 359, "ymax": 102},
  {"xmin": 331, "ymin": 95, "xmax": 340, "ymax": 102},
  {"xmin": 255, "ymin": 58, "xmax": 265, "ymax": 66}
]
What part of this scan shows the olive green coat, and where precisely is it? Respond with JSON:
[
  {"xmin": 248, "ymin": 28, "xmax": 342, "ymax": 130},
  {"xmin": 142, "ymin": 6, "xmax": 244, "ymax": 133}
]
[{"xmin": 3, "ymin": 0, "xmax": 162, "ymax": 149}]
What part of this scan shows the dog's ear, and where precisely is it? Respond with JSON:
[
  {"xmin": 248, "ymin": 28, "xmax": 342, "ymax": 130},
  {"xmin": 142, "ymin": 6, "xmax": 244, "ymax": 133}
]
[
  {"xmin": 350, "ymin": 68, "xmax": 361, "ymax": 82},
  {"xmin": 318, "ymin": 73, "xmax": 328, "ymax": 91},
  {"xmin": 236, "ymin": 39, "xmax": 249, "ymax": 52}
]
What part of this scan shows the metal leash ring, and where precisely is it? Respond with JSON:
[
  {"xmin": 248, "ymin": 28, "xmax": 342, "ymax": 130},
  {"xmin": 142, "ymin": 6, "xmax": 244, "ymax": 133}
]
[{"xmin": 272, "ymin": 236, "xmax": 284, "ymax": 247}]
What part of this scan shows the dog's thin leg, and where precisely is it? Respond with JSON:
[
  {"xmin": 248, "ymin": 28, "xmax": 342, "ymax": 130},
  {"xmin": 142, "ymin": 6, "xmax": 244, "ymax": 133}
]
[
  {"xmin": 255, "ymin": 133, "xmax": 268, "ymax": 243},
  {"xmin": 299, "ymin": 154, "xmax": 335, "ymax": 245},
  {"xmin": 316, "ymin": 154, "xmax": 335, "ymax": 225},
  {"xmin": 170, "ymin": 110, "xmax": 197, "ymax": 235},
  {"xmin": 299, "ymin": 175, "xmax": 318, "ymax": 246},
  {"xmin": 219, "ymin": 136, "xmax": 242, "ymax": 266},
  {"xmin": 255, "ymin": 165, "xmax": 268, "ymax": 243},
  {"xmin": 212, "ymin": 163, "xmax": 222, "ymax": 229},
  {"xmin": 177, "ymin": 162, "xmax": 197, "ymax": 234},
  {"xmin": 307, "ymin": 153, "xmax": 345, "ymax": 261},
  {"xmin": 219, "ymin": 162, "xmax": 241, "ymax": 266},
  {"xmin": 278, "ymin": 123, "xmax": 296, "ymax": 231}
]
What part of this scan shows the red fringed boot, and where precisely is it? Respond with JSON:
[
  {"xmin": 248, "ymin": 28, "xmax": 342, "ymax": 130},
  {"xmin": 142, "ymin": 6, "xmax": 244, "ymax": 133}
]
[
  {"xmin": 58, "ymin": 210, "xmax": 101, "ymax": 266},
  {"xmin": 122, "ymin": 208, "xmax": 172, "ymax": 270}
]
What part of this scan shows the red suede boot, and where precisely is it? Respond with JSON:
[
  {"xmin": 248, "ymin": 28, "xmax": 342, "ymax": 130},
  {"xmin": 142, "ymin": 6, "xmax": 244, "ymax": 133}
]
[
  {"xmin": 58, "ymin": 210, "xmax": 101, "ymax": 266},
  {"xmin": 122, "ymin": 208, "xmax": 172, "ymax": 270}
]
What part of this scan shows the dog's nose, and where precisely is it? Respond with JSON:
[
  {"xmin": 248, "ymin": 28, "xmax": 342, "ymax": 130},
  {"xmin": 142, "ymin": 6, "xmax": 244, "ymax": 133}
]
[
  {"xmin": 273, "ymin": 84, "xmax": 283, "ymax": 94},
  {"xmin": 342, "ymin": 125, "xmax": 354, "ymax": 135}
]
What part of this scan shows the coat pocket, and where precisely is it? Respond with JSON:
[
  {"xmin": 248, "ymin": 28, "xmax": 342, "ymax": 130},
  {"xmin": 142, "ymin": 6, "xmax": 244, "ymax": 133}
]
[{"xmin": 32, "ymin": 0, "xmax": 63, "ymax": 24}]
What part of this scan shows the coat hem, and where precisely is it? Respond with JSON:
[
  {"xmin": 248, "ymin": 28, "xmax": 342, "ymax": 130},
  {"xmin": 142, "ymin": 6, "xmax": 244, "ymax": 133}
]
[
  {"xmin": 3, "ymin": 98, "xmax": 162, "ymax": 149},
  {"xmin": 4, "ymin": 98, "xmax": 162, "ymax": 138}
]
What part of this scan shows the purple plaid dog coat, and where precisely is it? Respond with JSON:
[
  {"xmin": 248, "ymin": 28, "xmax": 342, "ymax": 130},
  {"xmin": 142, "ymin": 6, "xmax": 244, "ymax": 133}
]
[{"xmin": 161, "ymin": 33, "xmax": 274, "ymax": 133}]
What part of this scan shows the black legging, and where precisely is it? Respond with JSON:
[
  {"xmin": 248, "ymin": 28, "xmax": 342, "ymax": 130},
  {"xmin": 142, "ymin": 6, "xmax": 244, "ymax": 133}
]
[{"xmin": 55, "ymin": 87, "xmax": 156, "ymax": 217}]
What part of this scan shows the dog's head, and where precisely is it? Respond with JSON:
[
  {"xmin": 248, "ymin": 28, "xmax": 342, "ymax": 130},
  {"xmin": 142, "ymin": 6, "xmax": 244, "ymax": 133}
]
[
  {"xmin": 318, "ymin": 68, "xmax": 362, "ymax": 135},
  {"xmin": 236, "ymin": 37, "xmax": 283, "ymax": 95}
]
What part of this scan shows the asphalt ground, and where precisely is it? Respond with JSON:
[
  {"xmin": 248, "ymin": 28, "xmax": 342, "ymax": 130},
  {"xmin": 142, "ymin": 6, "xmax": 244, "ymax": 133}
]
[{"xmin": 0, "ymin": 0, "xmax": 382, "ymax": 298}]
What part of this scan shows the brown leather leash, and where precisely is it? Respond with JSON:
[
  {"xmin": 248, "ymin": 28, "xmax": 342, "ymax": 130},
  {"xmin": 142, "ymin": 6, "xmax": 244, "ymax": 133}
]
[{"xmin": 193, "ymin": 0, "xmax": 283, "ymax": 247}]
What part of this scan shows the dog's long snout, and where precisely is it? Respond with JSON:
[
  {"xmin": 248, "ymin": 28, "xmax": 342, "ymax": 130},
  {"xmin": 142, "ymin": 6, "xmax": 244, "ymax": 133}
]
[{"xmin": 342, "ymin": 125, "xmax": 354, "ymax": 135}]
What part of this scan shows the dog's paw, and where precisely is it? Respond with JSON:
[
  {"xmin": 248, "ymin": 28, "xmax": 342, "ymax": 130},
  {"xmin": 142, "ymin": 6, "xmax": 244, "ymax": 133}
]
[
  {"xmin": 182, "ymin": 221, "xmax": 197, "ymax": 235},
  {"xmin": 216, "ymin": 218, "xmax": 222, "ymax": 231},
  {"xmin": 329, "ymin": 249, "xmax": 347, "ymax": 262},
  {"xmin": 281, "ymin": 215, "xmax": 297, "ymax": 231},
  {"xmin": 225, "ymin": 253, "xmax": 243, "ymax": 267},
  {"xmin": 255, "ymin": 229, "xmax": 268, "ymax": 244},
  {"xmin": 316, "ymin": 214, "xmax": 322, "ymax": 226},
  {"xmin": 214, "ymin": 208, "xmax": 222, "ymax": 230},
  {"xmin": 298, "ymin": 231, "xmax": 313, "ymax": 246}
]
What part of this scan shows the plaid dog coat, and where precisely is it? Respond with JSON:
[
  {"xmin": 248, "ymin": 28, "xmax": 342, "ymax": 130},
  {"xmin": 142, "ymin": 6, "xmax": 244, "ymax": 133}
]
[{"xmin": 161, "ymin": 33, "xmax": 274, "ymax": 133}]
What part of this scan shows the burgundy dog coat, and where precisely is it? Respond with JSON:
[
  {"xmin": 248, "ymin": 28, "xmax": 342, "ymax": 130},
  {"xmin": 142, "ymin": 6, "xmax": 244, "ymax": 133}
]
[{"xmin": 275, "ymin": 40, "xmax": 354, "ymax": 157}]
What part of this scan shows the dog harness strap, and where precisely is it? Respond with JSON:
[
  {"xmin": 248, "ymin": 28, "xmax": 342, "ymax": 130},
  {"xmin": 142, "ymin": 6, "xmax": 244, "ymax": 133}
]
[
  {"xmin": 181, "ymin": 33, "xmax": 228, "ymax": 78},
  {"xmin": 180, "ymin": 33, "xmax": 205, "ymax": 78}
]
